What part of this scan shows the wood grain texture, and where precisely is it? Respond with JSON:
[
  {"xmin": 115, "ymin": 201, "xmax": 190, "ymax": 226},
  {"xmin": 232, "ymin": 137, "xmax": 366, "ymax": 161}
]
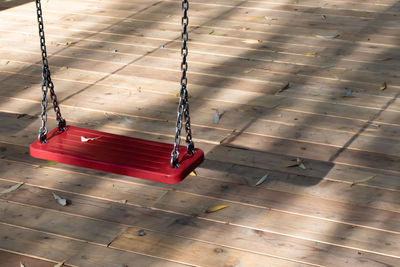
[
  {"xmin": 0, "ymin": 250, "xmax": 62, "ymax": 267},
  {"xmin": 0, "ymin": 0, "xmax": 399, "ymax": 265}
]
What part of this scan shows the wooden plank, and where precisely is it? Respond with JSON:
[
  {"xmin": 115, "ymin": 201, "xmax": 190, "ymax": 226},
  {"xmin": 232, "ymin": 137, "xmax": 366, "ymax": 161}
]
[
  {"xmin": 0, "ymin": 181, "xmax": 307, "ymax": 266},
  {"xmin": 23, "ymin": 7, "xmax": 393, "ymax": 47},
  {"xmin": 197, "ymin": 157, "xmax": 400, "ymax": 195},
  {"xmin": 152, "ymin": 190, "xmax": 400, "ymax": 255},
  {"xmin": 0, "ymin": 1, "xmax": 33, "ymax": 11},
  {"xmin": 2, "ymin": 151, "xmax": 400, "ymax": 217},
  {"xmin": 1, "ymin": 1, "xmax": 398, "ymax": 67},
  {"xmin": 2, "ymin": 94, "xmax": 400, "ymax": 160},
  {"xmin": 154, "ymin": 181, "xmax": 400, "ymax": 233},
  {"xmin": 1, "ymin": 49, "xmax": 399, "ymax": 111},
  {"xmin": 0, "ymin": 223, "xmax": 187, "ymax": 267},
  {"xmin": 0, "ymin": 249, "xmax": 61, "ymax": 267},
  {"xmin": 1, "ymin": 125, "xmax": 400, "ymax": 200},
  {"xmin": 1, "ymin": 50, "xmax": 399, "ymax": 118},
  {"xmin": 219, "ymin": 132, "xmax": 400, "ymax": 172},
  {"xmin": 1, "ymin": 69, "xmax": 399, "ymax": 142},
  {"xmin": 1, "ymin": 89, "xmax": 399, "ymax": 185},
  {"xmin": 1, "ymin": 16, "xmax": 398, "ymax": 58},
  {"xmin": 0, "ymin": 46, "xmax": 395, "ymax": 129},
  {"xmin": 2, "ymin": 35, "xmax": 399, "ymax": 96},
  {"xmin": 2, "ymin": 16, "xmax": 400, "ymax": 79},
  {"xmin": 1, "ymin": 181, "xmax": 399, "ymax": 266},
  {"xmin": 0, "ymin": 159, "xmax": 169, "ymax": 208},
  {"xmin": 110, "ymin": 227, "xmax": 307, "ymax": 267},
  {"xmin": 8, "ymin": 0, "xmax": 400, "ymax": 29},
  {"xmin": 0, "ymin": 200, "xmax": 127, "ymax": 246},
  {"xmin": 1, "ymin": 66, "xmax": 399, "ymax": 125},
  {"xmin": 1, "ymin": 74, "xmax": 399, "ymax": 149},
  {"xmin": 1, "ymin": 144, "xmax": 400, "ymax": 254},
  {"xmin": 3, "ymin": 44, "xmax": 398, "ymax": 101},
  {"xmin": 1, "ymin": 110, "xmax": 399, "ymax": 206},
  {"xmin": 2, "ymin": 159, "xmax": 400, "ymax": 259},
  {"xmin": 206, "ymin": 141, "xmax": 400, "ymax": 184},
  {"xmin": 1, "ymin": 0, "xmax": 399, "ymax": 265},
  {"xmin": 4, "ymin": 21, "xmax": 399, "ymax": 74},
  {"xmin": 1, "ymin": 107, "xmax": 399, "ymax": 191},
  {"xmin": 2, "ymin": 92, "xmax": 400, "ymax": 171},
  {"xmin": 1, "ymin": 119, "xmax": 399, "ymax": 210},
  {"xmin": 3, "ymin": 10, "xmax": 400, "ymax": 65}
]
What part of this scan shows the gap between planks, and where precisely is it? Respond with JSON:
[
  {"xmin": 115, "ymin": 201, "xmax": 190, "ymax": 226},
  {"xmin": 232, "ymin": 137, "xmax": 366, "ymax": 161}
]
[
  {"xmin": 2, "ymin": 94, "xmax": 400, "ymax": 160},
  {"xmin": 0, "ymin": 182, "xmax": 399, "ymax": 264},
  {"xmin": 0, "ymin": 193, "xmax": 316, "ymax": 267},
  {"xmin": 1, "ymin": 159, "xmax": 399, "ymax": 234}
]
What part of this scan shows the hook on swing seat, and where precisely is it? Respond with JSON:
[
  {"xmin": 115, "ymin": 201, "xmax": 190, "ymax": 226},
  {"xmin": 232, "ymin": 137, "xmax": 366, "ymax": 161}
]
[{"xmin": 30, "ymin": 126, "xmax": 204, "ymax": 184}]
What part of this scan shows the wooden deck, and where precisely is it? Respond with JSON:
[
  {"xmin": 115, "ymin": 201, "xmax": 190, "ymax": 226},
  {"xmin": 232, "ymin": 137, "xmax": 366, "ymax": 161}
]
[{"xmin": 0, "ymin": 0, "xmax": 399, "ymax": 266}]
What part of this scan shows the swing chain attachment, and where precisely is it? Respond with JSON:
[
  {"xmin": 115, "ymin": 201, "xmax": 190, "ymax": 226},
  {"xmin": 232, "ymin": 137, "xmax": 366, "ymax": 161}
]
[
  {"xmin": 35, "ymin": 0, "xmax": 66, "ymax": 143},
  {"xmin": 171, "ymin": 0, "xmax": 194, "ymax": 168}
]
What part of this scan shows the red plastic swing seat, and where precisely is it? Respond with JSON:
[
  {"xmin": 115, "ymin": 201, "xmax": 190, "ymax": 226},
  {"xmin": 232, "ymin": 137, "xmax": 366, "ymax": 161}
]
[{"xmin": 30, "ymin": 126, "xmax": 204, "ymax": 184}]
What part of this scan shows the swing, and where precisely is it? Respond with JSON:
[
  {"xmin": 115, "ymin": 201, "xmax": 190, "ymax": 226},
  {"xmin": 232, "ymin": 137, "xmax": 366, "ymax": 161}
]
[{"xmin": 30, "ymin": 0, "xmax": 204, "ymax": 184}]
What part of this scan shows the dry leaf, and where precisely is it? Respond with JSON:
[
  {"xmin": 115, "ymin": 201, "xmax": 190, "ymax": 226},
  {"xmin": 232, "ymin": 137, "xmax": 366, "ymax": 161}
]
[
  {"xmin": 344, "ymin": 89, "xmax": 352, "ymax": 97},
  {"xmin": 54, "ymin": 261, "xmax": 65, "ymax": 267},
  {"xmin": 174, "ymin": 92, "xmax": 180, "ymax": 98},
  {"xmin": 4, "ymin": 60, "xmax": 10, "ymax": 65},
  {"xmin": 112, "ymin": 49, "xmax": 118, "ymax": 53},
  {"xmin": 298, "ymin": 162, "xmax": 307, "ymax": 170},
  {"xmin": 248, "ymin": 16, "xmax": 264, "ymax": 21},
  {"xmin": 211, "ymin": 32, "xmax": 226, "ymax": 36},
  {"xmin": 278, "ymin": 82, "xmax": 290, "ymax": 93},
  {"xmin": 190, "ymin": 170, "xmax": 197, "ymax": 176},
  {"xmin": 59, "ymin": 66, "xmax": 68, "ymax": 71},
  {"xmin": 321, "ymin": 15, "xmax": 327, "ymax": 20},
  {"xmin": 351, "ymin": 175, "xmax": 376, "ymax": 186},
  {"xmin": 52, "ymin": 193, "xmax": 68, "ymax": 206},
  {"xmin": 376, "ymin": 57, "xmax": 393, "ymax": 62},
  {"xmin": 20, "ymin": 263, "xmax": 26, "ymax": 267},
  {"xmin": 137, "ymin": 87, "xmax": 142, "ymax": 92},
  {"xmin": 287, "ymin": 158, "xmax": 306, "ymax": 169},
  {"xmin": 244, "ymin": 69, "xmax": 253, "ymax": 74},
  {"xmin": 214, "ymin": 109, "xmax": 220, "ymax": 124},
  {"xmin": 380, "ymin": 82, "xmax": 387, "ymax": 91},
  {"xmin": 39, "ymin": 161, "xmax": 58, "ymax": 168},
  {"xmin": 81, "ymin": 136, "xmax": 101, "ymax": 142},
  {"xmin": 206, "ymin": 205, "xmax": 229, "ymax": 213},
  {"xmin": 57, "ymin": 41, "xmax": 72, "ymax": 46},
  {"xmin": 316, "ymin": 34, "xmax": 339, "ymax": 39},
  {"xmin": 1, "ymin": 183, "xmax": 24, "ymax": 195},
  {"xmin": 287, "ymin": 161, "xmax": 300, "ymax": 168},
  {"xmin": 124, "ymin": 117, "xmax": 133, "ymax": 123},
  {"xmin": 208, "ymin": 30, "xmax": 225, "ymax": 36},
  {"xmin": 255, "ymin": 173, "xmax": 269, "ymax": 186},
  {"xmin": 303, "ymin": 52, "xmax": 317, "ymax": 56},
  {"xmin": 119, "ymin": 200, "xmax": 128, "ymax": 204},
  {"xmin": 242, "ymin": 39, "xmax": 259, "ymax": 44},
  {"xmin": 367, "ymin": 122, "xmax": 380, "ymax": 128}
]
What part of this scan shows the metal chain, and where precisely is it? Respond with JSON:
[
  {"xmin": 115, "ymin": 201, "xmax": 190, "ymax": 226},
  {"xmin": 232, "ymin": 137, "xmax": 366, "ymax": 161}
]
[
  {"xmin": 171, "ymin": 0, "xmax": 194, "ymax": 168},
  {"xmin": 35, "ymin": 0, "xmax": 66, "ymax": 143}
]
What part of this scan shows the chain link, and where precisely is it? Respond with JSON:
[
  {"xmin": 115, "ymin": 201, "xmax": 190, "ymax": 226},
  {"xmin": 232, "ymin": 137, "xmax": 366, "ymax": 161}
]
[
  {"xmin": 171, "ymin": 0, "xmax": 194, "ymax": 168},
  {"xmin": 35, "ymin": 0, "xmax": 66, "ymax": 143}
]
